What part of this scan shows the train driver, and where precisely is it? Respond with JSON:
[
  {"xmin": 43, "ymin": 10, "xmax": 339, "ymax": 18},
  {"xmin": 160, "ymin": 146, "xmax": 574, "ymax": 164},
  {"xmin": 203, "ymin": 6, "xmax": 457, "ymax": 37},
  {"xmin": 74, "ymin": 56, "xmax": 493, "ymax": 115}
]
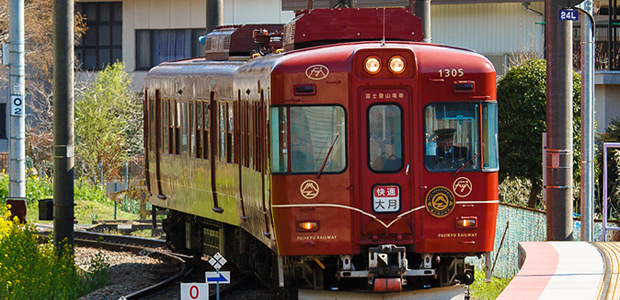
[{"xmin": 431, "ymin": 128, "xmax": 468, "ymax": 169}]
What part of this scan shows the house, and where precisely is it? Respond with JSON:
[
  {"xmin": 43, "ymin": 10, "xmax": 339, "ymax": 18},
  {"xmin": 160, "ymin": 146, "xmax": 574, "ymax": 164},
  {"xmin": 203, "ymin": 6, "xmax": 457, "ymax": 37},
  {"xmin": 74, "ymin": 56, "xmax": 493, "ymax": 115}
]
[{"xmin": 74, "ymin": 0, "xmax": 294, "ymax": 90}]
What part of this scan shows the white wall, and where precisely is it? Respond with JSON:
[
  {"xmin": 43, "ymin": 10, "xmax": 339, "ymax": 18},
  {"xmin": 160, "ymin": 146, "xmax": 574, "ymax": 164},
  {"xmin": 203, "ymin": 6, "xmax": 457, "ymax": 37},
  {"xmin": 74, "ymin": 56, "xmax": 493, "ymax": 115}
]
[{"xmin": 433, "ymin": 2, "xmax": 544, "ymax": 56}]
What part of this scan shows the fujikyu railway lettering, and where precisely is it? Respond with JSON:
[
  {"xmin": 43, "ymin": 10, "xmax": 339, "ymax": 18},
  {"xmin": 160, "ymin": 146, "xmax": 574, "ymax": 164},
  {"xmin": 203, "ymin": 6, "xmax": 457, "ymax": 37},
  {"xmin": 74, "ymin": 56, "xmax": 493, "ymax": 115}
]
[
  {"xmin": 297, "ymin": 235, "xmax": 337, "ymax": 241},
  {"xmin": 438, "ymin": 233, "xmax": 477, "ymax": 238}
]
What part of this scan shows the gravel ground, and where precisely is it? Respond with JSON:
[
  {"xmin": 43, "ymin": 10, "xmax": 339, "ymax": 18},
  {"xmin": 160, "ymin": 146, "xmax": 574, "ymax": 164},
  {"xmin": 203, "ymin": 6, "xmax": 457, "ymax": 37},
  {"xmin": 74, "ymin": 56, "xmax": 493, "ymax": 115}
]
[
  {"xmin": 74, "ymin": 247, "xmax": 182, "ymax": 300},
  {"xmin": 73, "ymin": 247, "xmax": 283, "ymax": 300}
]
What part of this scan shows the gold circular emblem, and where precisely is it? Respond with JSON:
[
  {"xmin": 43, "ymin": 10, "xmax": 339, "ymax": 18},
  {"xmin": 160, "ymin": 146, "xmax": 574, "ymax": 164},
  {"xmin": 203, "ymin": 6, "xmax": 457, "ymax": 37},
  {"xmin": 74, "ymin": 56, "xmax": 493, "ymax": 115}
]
[
  {"xmin": 300, "ymin": 180, "xmax": 320, "ymax": 199},
  {"xmin": 452, "ymin": 177, "xmax": 473, "ymax": 198},
  {"xmin": 425, "ymin": 186, "xmax": 455, "ymax": 218},
  {"xmin": 305, "ymin": 65, "xmax": 330, "ymax": 80}
]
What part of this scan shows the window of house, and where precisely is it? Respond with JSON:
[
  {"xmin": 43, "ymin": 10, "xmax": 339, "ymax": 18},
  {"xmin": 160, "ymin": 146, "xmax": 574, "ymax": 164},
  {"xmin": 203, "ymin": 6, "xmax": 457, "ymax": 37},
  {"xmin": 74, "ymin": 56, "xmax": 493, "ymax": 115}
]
[
  {"xmin": 136, "ymin": 29, "xmax": 206, "ymax": 70},
  {"xmin": 75, "ymin": 2, "xmax": 122, "ymax": 71}
]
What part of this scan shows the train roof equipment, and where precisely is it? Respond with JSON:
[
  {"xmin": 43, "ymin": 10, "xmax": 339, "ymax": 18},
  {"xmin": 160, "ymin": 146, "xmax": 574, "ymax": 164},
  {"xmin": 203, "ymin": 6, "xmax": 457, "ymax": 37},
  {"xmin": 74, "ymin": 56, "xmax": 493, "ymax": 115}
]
[
  {"xmin": 283, "ymin": 8, "xmax": 423, "ymax": 51},
  {"xmin": 202, "ymin": 7, "xmax": 424, "ymax": 61}
]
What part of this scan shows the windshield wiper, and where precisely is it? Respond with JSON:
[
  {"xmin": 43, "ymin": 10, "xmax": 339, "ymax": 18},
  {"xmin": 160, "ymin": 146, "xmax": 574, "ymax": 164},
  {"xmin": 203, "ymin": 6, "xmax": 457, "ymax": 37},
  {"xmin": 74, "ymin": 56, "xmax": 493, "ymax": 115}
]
[
  {"xmin": 454, "ymin": 153, "xmax": 480, "ymax": 175},
  {"xmin": 317, "ymin": 133, "xmax": 340, "ymax": 178}
]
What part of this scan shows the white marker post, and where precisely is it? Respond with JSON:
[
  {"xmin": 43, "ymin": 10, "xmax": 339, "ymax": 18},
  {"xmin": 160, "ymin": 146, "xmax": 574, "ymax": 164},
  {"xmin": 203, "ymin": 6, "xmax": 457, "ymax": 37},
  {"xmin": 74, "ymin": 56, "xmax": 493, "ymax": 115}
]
[
  {"xmin": 208, "ymin": 252, "xmax": 228, "ymax": 300},
  {"xmin": 180, "ymin": 283, "xmax": 209, "ymax": 300}
]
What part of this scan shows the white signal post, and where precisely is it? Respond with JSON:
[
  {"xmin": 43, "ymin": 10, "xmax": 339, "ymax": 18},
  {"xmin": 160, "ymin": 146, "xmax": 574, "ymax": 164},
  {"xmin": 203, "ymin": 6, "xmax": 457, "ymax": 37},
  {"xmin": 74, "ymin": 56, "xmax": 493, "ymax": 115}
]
[{"xmin": 208, "ymin": 252, "xmax": 228, "ymax": 300}]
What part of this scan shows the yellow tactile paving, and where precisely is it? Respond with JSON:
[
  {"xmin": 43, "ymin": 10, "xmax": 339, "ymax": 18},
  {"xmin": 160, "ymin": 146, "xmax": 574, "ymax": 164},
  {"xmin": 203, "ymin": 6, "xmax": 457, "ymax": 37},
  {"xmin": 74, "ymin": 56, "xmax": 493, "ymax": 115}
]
[{"xmin": 594, "ymin": 242, "xmax": 620, "ymax": 300}]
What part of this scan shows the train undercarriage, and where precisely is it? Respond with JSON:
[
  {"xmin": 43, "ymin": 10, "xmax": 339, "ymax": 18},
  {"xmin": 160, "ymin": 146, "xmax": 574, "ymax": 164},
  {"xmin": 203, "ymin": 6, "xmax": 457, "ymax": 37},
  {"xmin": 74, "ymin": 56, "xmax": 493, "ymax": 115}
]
[{"xmin": 158, "ymin": 207, "xmax": 475, "ymax": 294}]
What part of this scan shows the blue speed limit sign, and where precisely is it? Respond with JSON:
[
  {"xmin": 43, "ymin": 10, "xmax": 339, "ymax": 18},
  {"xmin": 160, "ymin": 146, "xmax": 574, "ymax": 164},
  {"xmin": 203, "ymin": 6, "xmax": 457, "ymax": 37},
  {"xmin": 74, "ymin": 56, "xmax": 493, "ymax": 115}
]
[{"xmin": 11, "ymin": 96, "xmax": 23, "ymax": 116}]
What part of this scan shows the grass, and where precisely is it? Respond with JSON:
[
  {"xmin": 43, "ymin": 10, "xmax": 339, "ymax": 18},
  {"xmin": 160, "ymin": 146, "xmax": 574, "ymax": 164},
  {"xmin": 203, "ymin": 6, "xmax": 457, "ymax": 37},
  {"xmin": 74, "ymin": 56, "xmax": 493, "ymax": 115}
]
[
  {"xmin": 0, "ymin": 171, "xmax": 144, "ymax": 224},
  {"xmin": 469, "ymin": 268, "xmax": 513, "ymax": 300}
]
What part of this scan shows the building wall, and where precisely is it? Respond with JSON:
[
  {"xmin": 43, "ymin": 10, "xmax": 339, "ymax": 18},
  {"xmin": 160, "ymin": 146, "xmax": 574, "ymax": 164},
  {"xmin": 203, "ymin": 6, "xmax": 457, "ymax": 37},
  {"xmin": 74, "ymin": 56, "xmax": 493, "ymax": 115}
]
[
  {"xmin": 77, "ymin": 0, "xmax": 295, "ymax": 90},
  {"xmin": 596, "ymin": 73, "xmax": 620, "ymax": 133},
  {"xmin": 433, "ymin": 2, "xmax": 544, "ymax": 76}
]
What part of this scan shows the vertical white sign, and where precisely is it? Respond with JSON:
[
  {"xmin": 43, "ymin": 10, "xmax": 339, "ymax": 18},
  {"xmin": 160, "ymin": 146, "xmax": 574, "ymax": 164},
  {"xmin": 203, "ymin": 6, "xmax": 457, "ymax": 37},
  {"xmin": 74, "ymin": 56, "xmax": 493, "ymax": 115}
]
[
  {"xmin": 11, "ymin": 95, "xmax": 23, "ymax": 116},
  {"xmin": 180, "ymin": 283, "xmax": 209, "ymax": 300}
]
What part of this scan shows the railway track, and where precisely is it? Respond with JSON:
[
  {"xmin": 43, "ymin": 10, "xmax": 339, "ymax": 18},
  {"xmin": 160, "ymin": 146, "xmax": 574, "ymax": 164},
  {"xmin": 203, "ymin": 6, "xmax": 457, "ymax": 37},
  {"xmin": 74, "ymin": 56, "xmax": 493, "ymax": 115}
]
[{"xmin": 36, "ymin": 223, "xmax": 282, "ymax": 299}]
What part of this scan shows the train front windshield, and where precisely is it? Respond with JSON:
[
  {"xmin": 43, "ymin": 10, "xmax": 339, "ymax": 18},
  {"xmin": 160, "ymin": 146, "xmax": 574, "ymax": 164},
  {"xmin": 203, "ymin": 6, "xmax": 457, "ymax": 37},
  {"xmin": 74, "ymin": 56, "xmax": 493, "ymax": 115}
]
[
  {"xmin": 270, "ymin": 105, "xmax": 347, "ymax": 174},
  {"xmin": 424, "ymin": 102, "xmax": 498, "ymax": 172}
]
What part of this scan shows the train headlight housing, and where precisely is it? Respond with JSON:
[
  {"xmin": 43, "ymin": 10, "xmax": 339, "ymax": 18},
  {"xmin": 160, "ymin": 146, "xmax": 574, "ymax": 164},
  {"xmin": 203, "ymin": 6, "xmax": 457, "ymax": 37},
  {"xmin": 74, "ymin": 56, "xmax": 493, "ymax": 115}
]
[
  {"xmin": 388, "ymin": 56, "xmax": 406, "ymax": 74},
  {"xmin": 297, "ymin": 220, "xmax": 319, "ymax": 232},
  {"xmin": 364, "ymin": 56, "xmax": 381, "ymax": 75},
  {"xmin": 456, "ymin": 217, "xmax": 477, "ymax": 229}
]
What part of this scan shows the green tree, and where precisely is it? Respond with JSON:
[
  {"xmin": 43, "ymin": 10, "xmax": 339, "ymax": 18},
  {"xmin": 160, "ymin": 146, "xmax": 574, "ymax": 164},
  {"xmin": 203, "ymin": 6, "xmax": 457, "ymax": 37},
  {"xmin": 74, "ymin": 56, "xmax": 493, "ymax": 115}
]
[
  {"xmin": 498, "ymin": 59, "xmax": 581, "ymax": 208},
  {"xmin": 75, "ymin": 62, "xmax": 143, "ymax": 182},
  {"xmin": 1, "ymin": 0, "xmax": 86, "ymax": 170}
]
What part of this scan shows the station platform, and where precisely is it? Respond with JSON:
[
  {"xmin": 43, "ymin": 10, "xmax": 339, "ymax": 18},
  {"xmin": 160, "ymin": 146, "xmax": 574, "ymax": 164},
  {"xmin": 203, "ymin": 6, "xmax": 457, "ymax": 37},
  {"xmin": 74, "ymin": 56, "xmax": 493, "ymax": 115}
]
[
  {"xmin": 497, "ymin": 241, "xmax": 620, "ymax": 300},
  {"xmin": 298, "ymin": 285, "xmax": 466, "ymax": 300}
]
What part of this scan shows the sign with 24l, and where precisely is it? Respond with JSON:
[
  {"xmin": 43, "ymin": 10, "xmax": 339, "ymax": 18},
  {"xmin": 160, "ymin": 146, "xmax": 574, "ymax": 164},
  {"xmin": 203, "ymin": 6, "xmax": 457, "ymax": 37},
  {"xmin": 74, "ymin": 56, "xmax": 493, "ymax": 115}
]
[
  {"xmin": 559, "ymin": 9, "xmax": 578, "ymax": 21},
  {"xmin": 11, "ymin": 95, "xmax": 23, "ymax": 116}
]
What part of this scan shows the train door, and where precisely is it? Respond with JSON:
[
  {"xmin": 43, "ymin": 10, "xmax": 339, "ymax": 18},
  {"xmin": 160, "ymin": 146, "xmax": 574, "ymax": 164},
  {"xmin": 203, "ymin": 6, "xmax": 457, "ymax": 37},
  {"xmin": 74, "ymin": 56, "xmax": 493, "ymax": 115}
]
[
  {"xmin": 155, "ymin": 90, "xmax": 165, "ymax": 199},
  {"xmin": 358, "ymin": 88, "xmax": 414, "ymax": 242},
  {"xmin": 210, "ymin": 91, "xmax": 223, "ymax": 213}
]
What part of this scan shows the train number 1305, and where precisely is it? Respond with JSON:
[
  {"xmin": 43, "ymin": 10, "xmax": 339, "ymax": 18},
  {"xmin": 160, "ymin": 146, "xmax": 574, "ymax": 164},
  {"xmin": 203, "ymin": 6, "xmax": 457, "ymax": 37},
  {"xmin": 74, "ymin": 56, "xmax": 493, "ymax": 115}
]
[{"xmin": 438, "ymin": 68, "xmax": 464, "ymax": 78}]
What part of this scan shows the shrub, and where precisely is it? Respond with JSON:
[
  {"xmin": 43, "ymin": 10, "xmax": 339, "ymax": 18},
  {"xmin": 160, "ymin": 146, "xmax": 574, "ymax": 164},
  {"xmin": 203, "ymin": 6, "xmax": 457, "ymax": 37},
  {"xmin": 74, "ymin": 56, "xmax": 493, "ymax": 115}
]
[{"xmin": 0, "ymin": 205, "xmax": 109, "ymax": 299}]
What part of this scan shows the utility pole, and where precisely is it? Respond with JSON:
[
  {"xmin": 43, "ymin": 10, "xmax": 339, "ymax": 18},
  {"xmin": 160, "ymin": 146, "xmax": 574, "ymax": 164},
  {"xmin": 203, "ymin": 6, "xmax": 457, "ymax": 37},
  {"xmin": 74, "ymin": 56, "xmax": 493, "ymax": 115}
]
[
  {"xmin": 545, "ymin": 0, "xmax": 579, "ymax": 241},
  {"xmin": 413, "ymin": 0, "xmax": 431, "ymax": 43},
  {"xmin": 580, "ymin": 0, "xmax": 595, "ymax": 242},
  {"xmin": 6, "ymin": 0, "xmax": 27, "ymax": 222},
  {"xmin": 53, "ymin": 0, "xmax": 75, "ymax": 252},
  {"xmin": 206, "ymin": 0, "xmax": 223, "ymax": 33}
]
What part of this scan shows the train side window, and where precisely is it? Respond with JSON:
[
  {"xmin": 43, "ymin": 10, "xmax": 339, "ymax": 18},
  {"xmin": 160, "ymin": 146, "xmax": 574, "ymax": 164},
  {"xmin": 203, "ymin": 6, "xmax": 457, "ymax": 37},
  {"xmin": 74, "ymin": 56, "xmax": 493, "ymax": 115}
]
[
  {"xmin": 482, "ymin": 102, "xmax": 499, "ymax": 170},
  {"xmin": 196, "ymin": 101, "xmax": 203, "ymax": 158},
  {"xmin": 243, "ymin": 102, "xmax": 248, "ymax": 167},
  {"xmin": 149, "ymin": 97, "xmax": 155, "ymax": 152},
  {"xmin": 252, "ymin": 103, "xmax": 257, "ymax": 170},
  {"xmin": 368, "ymin": 104, "xmax": 403, "ymax": 172},
  {"xmin": 190, "ymin": 101, "xmax": 195, "ymax": 157},
  {"xmin": 162, "ymin": 99, "xmax": 168, "ymax": 153},
  {"xmin": 181, "ymin": 102, "xmax": 188, "ymax": 154},
  {"xmin": 220, "ymin": 103, "xmax": 226, "ymax": 161},
  {"xmin": 424, "ymin": 102, "xmax": 480, "ymax": 171},
  {"xmin": 269, "ymin": 106, "xmax": 288, "ymax": 172},
  {"xmin": 175, "ymin": 101, "xmax": 181, "ymax": 155},
  {"xmin": 259, "ymin": 90, "xmax": 265, "ymax": 172},
  {"xmin": 204, "ymin": 98, "xmax": 210, "ymax": 160},
  {"xmin": 248, "ymin": 102, "xmax": 256, "ymax": 170},
  {"xmin": 229, "ymin": 101, "xmax": 235, "ymax": 164},
  {"xmin": 169, "ymin": 100, "xmax": 174, "ymax": 154}
]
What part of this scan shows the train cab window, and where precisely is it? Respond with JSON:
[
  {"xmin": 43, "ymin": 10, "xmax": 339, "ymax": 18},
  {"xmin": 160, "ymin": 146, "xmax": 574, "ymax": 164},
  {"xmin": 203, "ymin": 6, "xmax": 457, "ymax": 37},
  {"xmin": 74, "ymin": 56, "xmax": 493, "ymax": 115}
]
[
  {"xmin": 270, "ymin": 105, "xmax": 346, "ymax": 174},
  {"xmin": 424, "ymin": 102, "xmax": 498, "ymax": 171},
  {"xmin": 368, "ymin": 104, "xmax": 403, "ymax": 172}
]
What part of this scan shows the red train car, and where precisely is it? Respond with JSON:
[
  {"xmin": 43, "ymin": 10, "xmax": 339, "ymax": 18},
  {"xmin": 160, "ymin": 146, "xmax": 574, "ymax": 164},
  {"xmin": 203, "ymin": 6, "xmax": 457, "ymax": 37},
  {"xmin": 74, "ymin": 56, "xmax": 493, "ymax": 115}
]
[{"xmin": 145, "ymin": 5, "xmax": 498, "ymax": 293}]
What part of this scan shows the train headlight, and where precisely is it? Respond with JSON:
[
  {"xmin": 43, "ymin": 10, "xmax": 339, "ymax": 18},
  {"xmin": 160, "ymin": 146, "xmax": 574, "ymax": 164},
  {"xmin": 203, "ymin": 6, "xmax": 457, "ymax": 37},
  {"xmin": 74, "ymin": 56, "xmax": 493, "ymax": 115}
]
[
  {"xmin": 388, "ymin": 56, "xmax": 406, "ymax": 74},
  {"xmin": 456, "ymin": 217, "xmax": 477, "ymax": 229},
  {"xmin": 364, "ymin": 56, "xmax": 381, "ymax": 75},
  {"xmin": 297, "ymin": 220, "xmax": 319, "ymax": 232}
]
